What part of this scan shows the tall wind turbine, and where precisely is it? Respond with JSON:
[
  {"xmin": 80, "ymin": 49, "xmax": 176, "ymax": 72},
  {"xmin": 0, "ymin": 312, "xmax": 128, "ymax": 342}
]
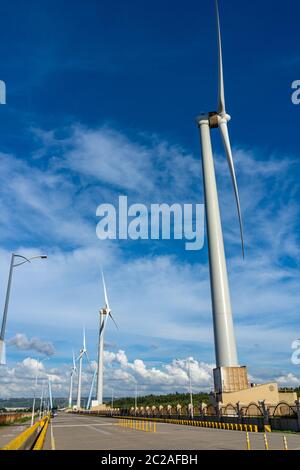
[
  {"xmin": 76, "ymin": 328, "xmax": 89, "ymax": 409},
  {"xmin": 196, "ymin": 0, "xmax": 246, "ymax": 392},
  {"xmin": 96, "ymin": 271, "xmax": 118, "ymax": 406},
  {"xmin": 68, "ymin": 350, "xmax": 77, "ymax": 408}
]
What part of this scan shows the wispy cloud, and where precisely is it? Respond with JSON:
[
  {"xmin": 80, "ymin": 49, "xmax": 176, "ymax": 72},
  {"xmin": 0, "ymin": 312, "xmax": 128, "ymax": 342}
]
[{"xmin": 8, "ymin": 333, "xmax": 55, "ymax": 357}]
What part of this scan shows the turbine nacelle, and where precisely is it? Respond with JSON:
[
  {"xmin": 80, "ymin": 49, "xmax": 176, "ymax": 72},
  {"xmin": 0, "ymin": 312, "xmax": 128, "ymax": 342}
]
[
  {"xmin": 78, "ymin": 349, "xmax": 84, "ymax": 358},
  {"xmin": 197, "ymin": 112, "xmax": 231, "ymax": 129},
  {"xmin": 100, "ymin": 307, "xmax": 110, "ymax": 316},
  {"xmin": 100, "ymin": 271, "xmax": 118, "ymax": 331}
]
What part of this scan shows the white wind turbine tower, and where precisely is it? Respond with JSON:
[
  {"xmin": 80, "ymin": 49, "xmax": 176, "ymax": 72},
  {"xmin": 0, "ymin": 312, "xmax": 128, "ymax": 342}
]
[
  {"xmin": 95, "ymin": 271, "xmax": 118, "ymax": 406},
  {"xmin": 196, "ymin": 0, "xmax": 247, "ymax": 396},
  {"xmin": 76, "ymin": 328, "xmax": 90, "ymax": 409},
  {"xmin": 68, "ymin": 350, "xmax": 77, "ymax": 408}
]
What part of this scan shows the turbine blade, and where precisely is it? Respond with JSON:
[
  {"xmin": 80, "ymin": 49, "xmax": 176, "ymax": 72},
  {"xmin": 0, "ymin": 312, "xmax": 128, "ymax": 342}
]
[
  {"xmin": 215, "ymin": 0, "xmax": 226, "ymax": 115},
  {"xmin": 99, "ymin": 314, "xmax": 108, "ymax": 336},
  {"xmin": 101, "ymin": 270, "xmax": 110, "ymax": 310},
  {"xmin": 219, "ymin": 120, "xmax": 245, "ymax": 258},
  {"xmin": 83, "ymin": 327, "xmax": 86, "ymax": 350},
  {"xmin": 109, "ymin": 311, "xmax": 119, "ymax": 330},
  {"xmin": 84, "ymin": 350, "xmax": 92, "ymax": 369},
  {"xmin": 72, "ymin": 349, "xmax": 76, "ymax": 370}
]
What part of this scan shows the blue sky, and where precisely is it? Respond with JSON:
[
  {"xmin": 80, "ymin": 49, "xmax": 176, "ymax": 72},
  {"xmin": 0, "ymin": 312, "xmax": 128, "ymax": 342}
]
[{"xmin": 0, "ymin": 0, "xmax": 300, "ymax": 399}]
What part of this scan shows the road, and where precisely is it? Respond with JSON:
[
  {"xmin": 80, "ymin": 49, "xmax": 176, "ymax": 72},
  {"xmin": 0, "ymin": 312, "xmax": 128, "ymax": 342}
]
[
  {"xmin": 0, "ymin": 422, "xmax": 30, "ymax": 448},
  {"xmin": 43, "ymin": 412, "xmax": 300, "ymax": 450}
]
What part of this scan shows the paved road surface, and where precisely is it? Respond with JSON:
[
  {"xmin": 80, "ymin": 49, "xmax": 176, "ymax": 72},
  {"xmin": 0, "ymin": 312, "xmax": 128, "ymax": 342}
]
[
  {"xmin": 0, "ymin": 423, "xmax": 30, "ymax": 448},
  {"xmin": 43, "ymin": 413, "xmax": 300, "ymax": 450}
]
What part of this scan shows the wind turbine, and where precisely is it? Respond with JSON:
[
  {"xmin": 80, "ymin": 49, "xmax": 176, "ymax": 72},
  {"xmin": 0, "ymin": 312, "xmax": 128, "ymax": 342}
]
[
  {"xmin": 86, "ymin": 369, "xmax": 97, "ymax": 410},
  {"xmin": 76, "ymin": 328, "xmax": 90, "ymax": 409},
  {"xmin": 68, "ymin": 350, "xmax": 77, "ymax": 409},
  {"xmin": 96, "ymin": 271, "xmax": 118, "ymax": 406},
  {"xmin": 196, "ymin": 0, "xmax": 245, "ymax": 389}
]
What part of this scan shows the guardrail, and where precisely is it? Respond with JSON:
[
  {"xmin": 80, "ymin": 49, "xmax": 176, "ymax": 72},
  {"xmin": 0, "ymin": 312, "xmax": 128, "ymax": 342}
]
[
  {"xmin": 1, "ymin": 414, "xmax": 50, "ymax": 451},
  {"xmin": 113, "ymin": 416, "xmax": 259, "ymax": 432}
]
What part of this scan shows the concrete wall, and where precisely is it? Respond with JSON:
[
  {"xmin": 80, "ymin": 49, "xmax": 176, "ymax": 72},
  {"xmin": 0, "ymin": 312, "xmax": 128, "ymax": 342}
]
[
  {"xmin": 219, "ymin": 382, "xmax": 281, "ymax": 406},
  {"xmin": 278, "ymin": 391, "xmax": 297, "ymax": 403}
]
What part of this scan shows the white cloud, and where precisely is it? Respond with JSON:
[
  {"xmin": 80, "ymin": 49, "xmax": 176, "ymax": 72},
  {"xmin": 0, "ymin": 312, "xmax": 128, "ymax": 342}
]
[
  {"xmin": 22, "ymin": 357, "xmax": 45, "ymax": 373},
  {"xmin": 0, "ymin": 351, "xmax": 214, "ymax": 398},
  {"xmin": 1, "ymin": 345, "xmax": 299, "ymax": 400},
  {"xmin": 62, "ymin": 126, "xmax": 154, "ymax": 193},
  {"xmin": 104, "ymin": 350, "xmax": 214, "ymax": 392},
  {"xmin": 275, "ymin": 373, "xmax": 300, "ymax": 388}
]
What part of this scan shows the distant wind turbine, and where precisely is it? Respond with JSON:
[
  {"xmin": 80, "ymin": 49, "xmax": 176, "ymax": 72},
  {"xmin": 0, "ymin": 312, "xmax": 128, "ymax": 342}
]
[
  {"xmin": 196, "ymin": 0, "xmax": 244, "ymax": 371},
  {"xmin": 68, "ymin": 350, "xmax": 77, "ymax": 409},
  {"xmin": 76, "ymin": 328, "xmax": 90, "ymax": 409},
  {"xmin": 96, "ymin": 271, "xmax": 118, "ymax": 406},
  {"xmin": 48, "ymin": 377, "xmax": 53, "ymax": 411}
]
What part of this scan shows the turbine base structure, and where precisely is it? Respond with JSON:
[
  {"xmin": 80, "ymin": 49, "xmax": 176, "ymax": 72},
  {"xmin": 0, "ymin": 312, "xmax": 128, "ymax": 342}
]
[
  {"xmin": 90, "ymin": 402, "xmax": 109, "ymax": 411},
  {"xmin": 211, "ymin": 379, "xmax": 297, "ymax": 407},
  {"xmin": 213, "ymin": 366, "xmax": 249, "ymax": 394},
  {"xmin": 212, "ymin": 366, "xmax": 297, "ymax": 407}
]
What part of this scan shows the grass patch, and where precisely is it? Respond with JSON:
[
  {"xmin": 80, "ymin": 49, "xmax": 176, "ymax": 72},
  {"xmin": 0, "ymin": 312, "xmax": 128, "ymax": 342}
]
[{"xmin": 0, "ymin": 414, "xmax": 34, "ymax": 427}]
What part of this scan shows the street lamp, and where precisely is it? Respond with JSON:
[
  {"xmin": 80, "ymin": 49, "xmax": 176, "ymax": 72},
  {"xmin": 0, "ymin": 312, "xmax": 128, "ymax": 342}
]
[
  {"xmin": 188, "ymin": 357, "xmax": 194, "ymax": 419},
  {"xmin": 110, "ymin": 388, "xmax": 114, "ymax": 416},
  {"xmin": 175, "ymin": 357, "xmax": 194, "ymax": 419},
  {"xmin": 48, "ymin": 376, "xmax": 53, "ymax": 411},
  {"xmin": 132, "ymin": 379, "xmax": 138, "ymax": 416},
  {"xmin": 0, "ymin": 253, "xmax": 47, "ymax": 365},
  {"xmin": 39, "ymin": 381, "xmax": 45, "ymax": 419}
]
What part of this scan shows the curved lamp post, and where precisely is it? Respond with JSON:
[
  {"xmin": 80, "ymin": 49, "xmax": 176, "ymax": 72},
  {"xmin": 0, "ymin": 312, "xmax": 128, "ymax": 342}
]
[{"xmin": 0, "ymin": 253, "xmax": 47, "ymax": 365}]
